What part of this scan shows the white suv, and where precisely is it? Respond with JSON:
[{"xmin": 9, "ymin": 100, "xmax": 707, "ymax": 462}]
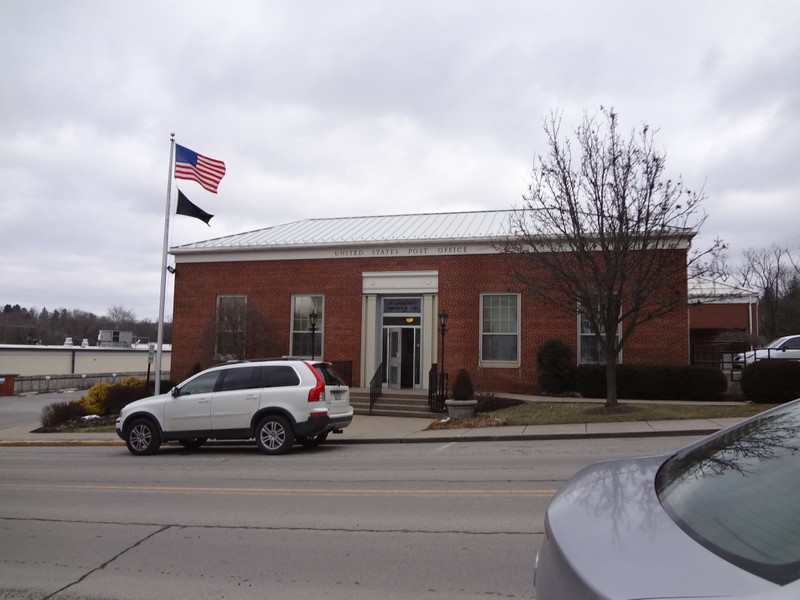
[
  {"xmin": 116, "ymin": 359, "xmax": 353, "ymax": 456},
  {"xmin": 733, "ymin": 334, "xmax": 800, "ymax": 369}
]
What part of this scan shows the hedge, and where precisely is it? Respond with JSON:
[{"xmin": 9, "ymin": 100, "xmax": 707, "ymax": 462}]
[
  {"xmin": 575, "ymin": 364, "xmax": 728, "ymax": 401},
  {"xmin": 536, "ymin": 339, "xmax": 575, "ymax": 394},
  {"xmin": 740, "ymin": 360, "xmax": 800, "ymax": 404},
  {"xmin": 79, "ymin": 380, "xmax": 154, "ymax": 416}
]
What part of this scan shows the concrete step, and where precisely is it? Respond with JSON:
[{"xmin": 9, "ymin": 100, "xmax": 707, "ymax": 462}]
[{"xmin": 350, "ymin": 390, "xmax": 442, "ymax": 419}]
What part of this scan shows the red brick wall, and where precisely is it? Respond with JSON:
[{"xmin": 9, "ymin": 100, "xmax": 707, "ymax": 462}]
[
  {"xmin": 689, "ymin": 302, "xmax": 758, "ymax": 335},
  {"xmin": 171, "ymin": 251, "xmax": 690, "ymax": 393}
]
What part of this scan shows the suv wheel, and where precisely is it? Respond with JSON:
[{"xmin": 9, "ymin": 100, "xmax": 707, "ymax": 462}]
[
  {"xmin": 125, "ymin": 418, "xmax": 161, "ymax": 456},
  {"xmin": 255, "ymin": 415, "xmax": 295, "ymax": 455}
]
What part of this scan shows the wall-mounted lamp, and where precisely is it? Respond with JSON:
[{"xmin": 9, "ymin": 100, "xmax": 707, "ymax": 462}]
[{"xmin": 308, "ymin": 310, "xmax": 318, "ymax": 360}]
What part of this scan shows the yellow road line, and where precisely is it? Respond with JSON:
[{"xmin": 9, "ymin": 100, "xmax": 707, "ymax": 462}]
[{"xmin": 0, "ymin": 482, "xmax": 556, "ymax": 497}]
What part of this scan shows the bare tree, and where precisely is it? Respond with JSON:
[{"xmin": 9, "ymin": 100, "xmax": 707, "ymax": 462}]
[
  {"xmin": 738, "ymin": 244, "xmax": 800, "ymax": 340},
  {"xmin": 193, "ymin": 301, "xmax": 280, "ymax": 378},
  {"xmin": 506, "ymin": 108, "xmax": 722, "ymax": 407},
  {"xmin": 107, "ymin": 305, "xmax": 137, "ymax": 330}
]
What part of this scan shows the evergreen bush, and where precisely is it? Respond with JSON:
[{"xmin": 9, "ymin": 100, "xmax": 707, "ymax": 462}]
[
  {"xmin": 104, "ymin": 384, "xmax": 152, "ymax": 415},
  {"xmin": 741, "ymin": 361, "xmax": 800, "ymax": 404},
  {"xmin": 80, "ymin": 382, "xmax": 111, "ymax": 414},
  {"xmin": 78, "ymin": 381, "xmax": 152, "ymax": 415},
  {"xmin": 575, "ymin": 364, "xmax": 728, "ymax": 401},
  {"xmin": 575, "ymin": 365, "xmax": 606, "ymax": 398},
  {"xmin": 450, "ymin": 368, "xmax": 475, "ymax": 400},
  {"xmin": 536, "ymin": 339, "xmax": 575, "ymax": 393}
]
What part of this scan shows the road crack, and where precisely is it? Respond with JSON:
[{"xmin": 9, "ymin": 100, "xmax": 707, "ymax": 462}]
[{"xmin": 41, "ymin": 524, "xmax": 172, "ymax": 600}]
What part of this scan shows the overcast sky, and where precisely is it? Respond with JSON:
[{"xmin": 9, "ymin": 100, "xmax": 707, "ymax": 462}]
[{"xmin": 2, "ymin": 0, "xmax": 798, "ymax": 322}]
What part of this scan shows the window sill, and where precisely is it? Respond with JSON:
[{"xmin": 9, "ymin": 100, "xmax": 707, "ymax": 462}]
[{"xmin": 478, "ymin": 360, "xmax": 520, "ymax": 369}]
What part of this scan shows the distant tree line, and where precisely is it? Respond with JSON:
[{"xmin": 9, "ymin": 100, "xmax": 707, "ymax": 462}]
[
  {"xmin": 735, "ymin": 244, "xmax": 800, "ymax": 341},
  {"xmin": 0, "ymin": 303, "xmax": 171, "ymax": 346}
]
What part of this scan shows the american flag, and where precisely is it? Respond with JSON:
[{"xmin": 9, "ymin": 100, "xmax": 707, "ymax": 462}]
[{"xmin": 174, "ymin": 144, "xmax": 226, "ymax": 193}]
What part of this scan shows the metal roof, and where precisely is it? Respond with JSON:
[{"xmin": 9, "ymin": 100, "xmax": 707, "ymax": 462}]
[
  {"xmin": 173, "ymin": 210, "xmax": 515, "ymax": 251},
  {"xmin": 688, "ymin": 277, "xmax": 759, "ymax": 304}
]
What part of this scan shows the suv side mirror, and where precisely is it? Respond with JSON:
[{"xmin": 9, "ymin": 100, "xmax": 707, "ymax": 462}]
[{"xmin": 171, "ymin": 387, "xmax": 179, "ymax": 397}]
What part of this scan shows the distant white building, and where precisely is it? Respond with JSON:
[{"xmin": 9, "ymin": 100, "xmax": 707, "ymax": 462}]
[{"xmin": 97, "ymin": 330, "xmax": 134, "ymax": 347}]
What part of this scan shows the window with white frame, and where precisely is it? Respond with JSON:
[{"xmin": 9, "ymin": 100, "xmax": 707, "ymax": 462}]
[
  {"xmin": 578, "ymin": 306, "xmax": 621, "ymax": 364},
  {"xmin": 216, "ymin": 295, "xmax": 247, "ymax": 359},
  {"xmin": 480, "ymin": 293, "xmax": 520, "ymax": 365},
  {"xmin": 291, "ymin": 295, "xmax": 323, "ymax": 358}
]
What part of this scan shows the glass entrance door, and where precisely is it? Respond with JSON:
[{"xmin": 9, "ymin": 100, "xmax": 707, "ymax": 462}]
[
  {"xmin": 384, "ymin": 326, "xmax": 420, "ymax": 389},
  {"xmin": 387, "ymin": 328, "xmax": 401, "ymax": 389}
]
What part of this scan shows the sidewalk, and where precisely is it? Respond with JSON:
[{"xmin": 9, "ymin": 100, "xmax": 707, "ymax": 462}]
[{"xmin": 0, "ymin": 413, "xmax": 744, "ymax": 448}]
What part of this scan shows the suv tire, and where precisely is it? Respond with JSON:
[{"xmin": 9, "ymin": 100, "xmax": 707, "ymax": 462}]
[
  {"xmin": 126, "ymin": 418, "xmax": 161, "ymax": 456},
  {"xmin": 255, "ymin": 415, "xmax": 295, "ymax": 455}
]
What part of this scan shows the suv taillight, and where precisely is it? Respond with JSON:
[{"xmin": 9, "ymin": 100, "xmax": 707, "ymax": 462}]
[{"xmin": 305, "ymin": 362, "xmax": 326, "ymax": 403}]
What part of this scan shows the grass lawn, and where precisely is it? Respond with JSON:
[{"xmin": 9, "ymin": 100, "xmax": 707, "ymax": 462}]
[
  {"xmin": 427, "ymin": 398, "xmax": 777, "ymax": 429},
  {"xmin": 489, "ymin": 400, "xmax": 774, "ymax": 426}
]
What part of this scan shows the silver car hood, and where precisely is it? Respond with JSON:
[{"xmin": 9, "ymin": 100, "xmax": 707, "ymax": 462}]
[{"xmin": 545, "ymin": 455, "xmax": 776, "ymax": 599}]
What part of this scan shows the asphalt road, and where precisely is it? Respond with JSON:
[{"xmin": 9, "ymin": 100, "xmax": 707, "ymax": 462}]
[
  {"xmin": 0, "ymin": 435, "xmax": 698, "ymax": 599},
  {"xmin": 0, "ymin": 390, "xmax": 78, "ymax": 431}
]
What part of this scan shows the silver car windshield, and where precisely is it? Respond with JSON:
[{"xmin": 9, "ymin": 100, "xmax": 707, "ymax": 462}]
[
  {"xmin": 764, "ymin": 337, "xmax": 789, "ymax": 349},
  {"xmin": 656, "ymin": 400, "xmax": 800, "ymax": 585}
]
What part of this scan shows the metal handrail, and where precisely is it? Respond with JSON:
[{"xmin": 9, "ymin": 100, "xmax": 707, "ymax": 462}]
[
  {"xmin": 369, "ymin": 362, "xmax": 383, "ymax": 415},
  {"xmin": 428, "ymin": 363, "xmax": 447, "ymax": 413}
]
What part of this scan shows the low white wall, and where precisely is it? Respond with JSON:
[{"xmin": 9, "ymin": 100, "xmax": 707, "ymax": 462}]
[
  {"xmin": 13, "ymin": 371, "xmax": 171, "ymax": 395},
  {"xmin": 0, "ymin": 345, "xmax": 171, "ymax": 377}
]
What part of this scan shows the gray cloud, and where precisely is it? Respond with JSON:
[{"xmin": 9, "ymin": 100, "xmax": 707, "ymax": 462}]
[{"xmin": 1, "ymin": 0, "xmax": 798, "ymax": 319}]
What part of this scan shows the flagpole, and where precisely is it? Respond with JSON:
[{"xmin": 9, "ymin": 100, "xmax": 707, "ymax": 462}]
[{"xmin": 155, "ymin": 133, "xmax": 176, "ymax": 395}]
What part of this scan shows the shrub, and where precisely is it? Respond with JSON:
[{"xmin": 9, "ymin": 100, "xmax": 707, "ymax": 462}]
[
  {"xmin": 741, "ymin": 361, "xmax": 800, "ymax": 404},
  {"xmin": 536, "ymin": 339, "xmax": 575, "ymax": 393},
  {"xmin": 575, "ymin": 365, "xmax": 607, "ymax": 399},
  {"xmin": 121, "ymin": 376, "xmax": 145, "ymax": 387},
  {"xmin": 159, "ymin": 379, "xmax": 177, "ymax": 392},
  {"xmin": 575, "ymin": 364, "xmax": 728, "ymax": 401},
  {"xmin": 105, "ymin": 384, "xmax": 152, "ymax": 415},
  {"xmin": 80, "ymin": 382, "xmax": 112, "ymax": 414},
  {"xmin": 450, "ymin": 368, "xmax": 474, "ymax": 400},
  {"xmin": 41, "ymin": 400, "xmax": 85, "ymax": 429},
  {"xmin": 187, "ymin": 361, "xmax": 204, "ymax": 378},
  {"xmin": 78, "ymin": 381, "xmax": 152, "ymax": 415}
]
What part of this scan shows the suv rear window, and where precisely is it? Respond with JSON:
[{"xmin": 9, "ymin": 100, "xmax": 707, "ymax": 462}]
[
  {"xmin": 656, "ymin": 401, "xmax": 800, "ymax": 585},
  {"xmin": 313, "ymin": 363, "xmax": 345, "ymax": 386}
]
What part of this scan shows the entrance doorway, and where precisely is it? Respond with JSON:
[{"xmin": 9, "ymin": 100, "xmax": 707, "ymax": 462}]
[
  {"xmin": 380, "ymin": 297, "xmax": 422, "ymax": 389},
  {"xmin": 384, "ymin": 327, "xmax": 419, "ymax": 389}
]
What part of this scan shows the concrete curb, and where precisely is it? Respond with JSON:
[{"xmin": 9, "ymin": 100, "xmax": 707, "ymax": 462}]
[{"xmin": 0, "ymin": 427, "xmax": 721, "ymax": 448}]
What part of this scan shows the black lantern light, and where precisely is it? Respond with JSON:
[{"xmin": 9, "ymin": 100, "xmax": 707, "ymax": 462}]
[{"xmin": 308, "ymin": 310, "xmax": 318, "ymax": 360}]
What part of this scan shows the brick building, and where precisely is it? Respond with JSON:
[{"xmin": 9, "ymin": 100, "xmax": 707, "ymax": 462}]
[
  {"xmin": 170, "ymin": 210, "xmax": 691, "ymax": 394},
  {"xmin": 688, "ymin": 277, "xmax": 760, "ymax": 367}
]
